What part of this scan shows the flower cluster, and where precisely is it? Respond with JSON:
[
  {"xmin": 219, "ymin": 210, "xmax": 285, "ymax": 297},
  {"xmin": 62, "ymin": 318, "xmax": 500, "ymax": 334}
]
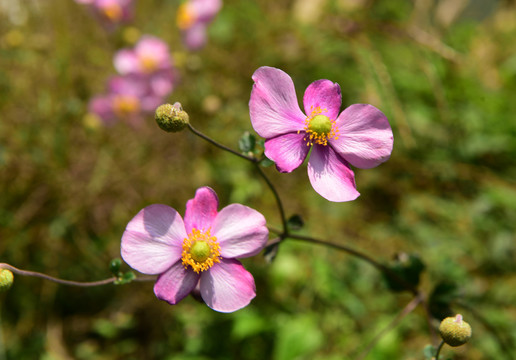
[
  {"xmin": 75, "ymin": 0, "xmax": 133, "ymax": 28},
  {"xmin": 176, "ymin": 0, "xmax": 222, "ymax": 50},
  {"xmin": 89, "ymin": 36, "xmax": 175, "ymax": 126},
  {"xmin": 121, "ymin": 187, "xmax": 268, "ymax": 312}
]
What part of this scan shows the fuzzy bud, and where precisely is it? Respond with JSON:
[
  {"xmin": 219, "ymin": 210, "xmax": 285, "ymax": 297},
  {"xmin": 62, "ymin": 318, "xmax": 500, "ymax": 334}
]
[
  {"xmin": 0, "ymin": 269, "xmax": 14, "ymax": 292},
  {"xmin": 439, "ymin": 314, "xmax": 472, "ymax": 347},
  {"xmin": 155, "ymin": 102, "xmax": 189, "ymax": 132}
]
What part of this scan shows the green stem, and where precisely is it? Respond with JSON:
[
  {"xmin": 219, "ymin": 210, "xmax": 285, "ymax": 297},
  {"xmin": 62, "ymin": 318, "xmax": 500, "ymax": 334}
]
[
  {"xmin": 435, "ymin": 340, "xmax": 445, "ymax": 360},
  {"xmin": 0, "ymin": 263, "xmax": 154, "ymax": 287},
  {"xmin": 187, "ymin": 124, "xmax": 288, "ymax": 235},
  {"xmin": 187, "ymin": 124, "xmax": 256, "ymax": 162}
]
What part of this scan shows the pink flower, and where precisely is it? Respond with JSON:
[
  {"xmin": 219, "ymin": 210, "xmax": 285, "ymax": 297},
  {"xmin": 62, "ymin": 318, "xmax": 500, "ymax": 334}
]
[
  {"xmin": 88, "ymin": 75, "xmax": 162, "ymax": 126},
  {"xmin": 176, "ymin": 0, "xmax": 222, "ymax": 50},
  {"xmin": 114, "ymin": 35, "xmax": 175, "ymax": 97},
  {"xmin": 249, "ymin": 66, "xmax": 393, "ymax": 202},
  {"xmin": 76, "ymin": 0, "xmax": 133, "ymax": 27},
  {"xmin": 121, "ymin": 187, "xmax": 269, "ymax": 313}
]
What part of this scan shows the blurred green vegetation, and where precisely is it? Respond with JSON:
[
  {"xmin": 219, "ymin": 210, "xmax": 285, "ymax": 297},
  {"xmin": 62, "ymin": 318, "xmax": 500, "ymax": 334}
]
[{"xmin": 1, "ymin": 0, "xmax": 516, "ymax": 359}]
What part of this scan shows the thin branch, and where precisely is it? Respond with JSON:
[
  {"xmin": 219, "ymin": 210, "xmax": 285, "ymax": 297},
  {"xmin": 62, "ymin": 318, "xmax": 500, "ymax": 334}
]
[
  {"xmin": 355, "ymin": 294, "xmax": 424, "ymax": 360},
  {"xmin": 187, "ymin": 124, "xmax": 256, "ymax": 162},
  {"xmin": 0, "ymin": 263, "xmax": 155, "ymax": 287},
  {"xmin": 254, "ymin": 164, "xmax": 288, "ymax": 235},
  {"xmin": 434, "ymin": 340, "xmax": 445, "ymax": 360}
]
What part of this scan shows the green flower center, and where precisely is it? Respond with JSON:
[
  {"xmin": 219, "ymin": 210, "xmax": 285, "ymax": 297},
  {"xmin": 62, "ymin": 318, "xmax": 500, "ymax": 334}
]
[
  {"xmin": 182, "ymin": 228, "xmax": 221, "ymax": 273},
  {"xmin": 308, "ymin": 115, "xmax": 332, "ymax": 135},
  {"xmin": 299, "ymin": 106, "xmax": 339, "ymax": 146},
  {"xmin": 190, "ymin": 241, "xmax": 211, "ymax": 262}
]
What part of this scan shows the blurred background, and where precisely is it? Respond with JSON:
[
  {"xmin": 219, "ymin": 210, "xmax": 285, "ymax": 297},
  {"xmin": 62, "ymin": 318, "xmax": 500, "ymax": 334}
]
[{"xmin": 1, "ymin": 0, "xmax": 516, "ymax": 359}]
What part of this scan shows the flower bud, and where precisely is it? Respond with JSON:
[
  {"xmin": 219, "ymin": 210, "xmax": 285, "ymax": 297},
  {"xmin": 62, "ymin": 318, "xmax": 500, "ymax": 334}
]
[
  {"xmin": 0, "ymin": 269, "xmax": 14, "ymax": 292},
  {"xmin": 439, "ymin": 314, "xmax": 472, "ymax": 347},
  {"xmin": 155, "ymin": 102, "xmax": 189, "ymax": 132}
]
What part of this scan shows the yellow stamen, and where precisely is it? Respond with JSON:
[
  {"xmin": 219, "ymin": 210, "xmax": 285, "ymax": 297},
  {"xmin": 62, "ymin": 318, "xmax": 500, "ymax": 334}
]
[
  {"xmin": 139, "ymin": 54, "xmax": 158, "ymax": 73},
  {"xmin": 298, "ymin": 106, "xmax": 339, "ymax": 146},
  {"xmin": 182, "ymin": 228, "xmax": 221, "ymax": 273},
  {"xmin": 113, "ymin": 95, "xmax": 140, "ymax": 117},
  {"xmin": 101, "ymin": 4, "xmax": 123, "ymax": 22},
  {"xmin": 176, "ymin": 3, "xmax": 196, "ymax": 30}
]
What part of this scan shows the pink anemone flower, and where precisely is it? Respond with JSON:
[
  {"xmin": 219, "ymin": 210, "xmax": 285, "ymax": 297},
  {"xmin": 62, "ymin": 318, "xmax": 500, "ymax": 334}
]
[
  {"xmin": 114, "ymin": 35, "xmax": 175, "ymax": 97},
  {"xmin": 176, "ymin": 0, "xmax": 222, "ymax": 50},
  {"xmin": 121, "ymin": 187, "xmax": 269, "ymax": 313},
  {"xmin": 249, "ymin": 66, "xmax": 394, "ymax": 202},
  {"xmin": 76, "ymin": 0, "xmax": 133, "ymax": 27}
]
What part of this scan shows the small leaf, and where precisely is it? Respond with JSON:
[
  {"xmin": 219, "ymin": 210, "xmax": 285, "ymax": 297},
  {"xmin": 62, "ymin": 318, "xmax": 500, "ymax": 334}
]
[
  {"xmin": 423, "ymin": 344, "xmax": 436, "ymax": 360},
  {"xmin": 287, "ymin": 214, "xmax": 304, "ymax": 231},
  {"xmin": 428, "ymin": 281, "xmax": 459, "ymax": 320},
  {"xmin": 260, "ymin": 157, "xmax": 275, "ymax": 167},
  {"xmin": 383, "ymin": 253, "xmax": 425, "ymax": 292},
  {"xmin": 115, "ymin": 271, "xmax": 136, "ymax": 285},
  {"xmin": 238, "ymin": 131, "xmax": 256, "ymax": 153},
  {"xmin": 264, "ymin": 243, "xmax": 280, "ymax": 263}
]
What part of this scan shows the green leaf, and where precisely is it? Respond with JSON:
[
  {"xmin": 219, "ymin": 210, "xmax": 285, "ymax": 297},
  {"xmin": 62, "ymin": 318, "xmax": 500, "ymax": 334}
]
[
  {"xmin": 287, "ymin": 214, "xmax": 304, "ymax": 231},
  {"xmin": 238, "ymin": 131, "xmax": 256, "ymax": 153},
  {"xmin": 115, "ymin": 271, "xmax": 136, "ymax": 285},
  {"xmin": 428, "ymin": 281, "xmax": 459, "ymax": 320},
  {"xmin": 383, "ymin": 253, "xmax": 425, "ymax": 292},
  {"xmin": 109, "ymin": 258, "xmax": 122, "ymax": 276}
]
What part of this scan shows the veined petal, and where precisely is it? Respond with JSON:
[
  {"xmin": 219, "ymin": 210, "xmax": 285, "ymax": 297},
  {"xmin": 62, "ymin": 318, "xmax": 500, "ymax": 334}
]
[
  {"xmin": 212, "ymin": 204, "xmax": 268, "ymax": 258},
  {"xmin": 307, "ymin": 145, "xmax": 360, "ymax": 202},
  {"xmin": 333, "ymin": 104, "xmax": 393, "ymax": 169},
  {"xmin": 249, "ymin": 66, "xmax": 307, "ymax": 139},
  {"xmin": 184, "ymin": 187, "xmax": 219, "ymax": 233},
  {"xmin": 199, "ymin": 259, "xmax": 256, "ymax": 313},
  {"xmin": 154, "ymin": 261, "xmax": 200, "ymax": 305},
  {"xmin": 303, "ymin": 79, "xmax": 342, "ymax": 121},
  {"xmin": 121, "ymin": 204, "xmax": 186, "ymax": 274},
  {"xmin": 264, "ymin": 132, "xmax": 310, "ymax": 173}
]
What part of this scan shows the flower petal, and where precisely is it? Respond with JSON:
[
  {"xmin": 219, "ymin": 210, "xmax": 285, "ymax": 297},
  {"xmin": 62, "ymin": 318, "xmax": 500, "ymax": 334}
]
[
  {"xmin": 264, "ymin": 132, "xmax": 310, "ymax": 173},
  {"xmin": 184, "ymin": 186, "xmax": 219, "ymax": 233},
  {"xmin": 249, "ymin": 66, "xmax": 307, "ymax": 139},
  {"xmin": 303, "ymin": 79, "xmax": 342, "ymax": 121},
  {"xmin": 199, "ymin": 259, "xmax": 256, "ymax": 313},
  {"xmin": 154, "ymin": 261, "xmax": 200, "ymax": 305},
  {"xmin": 332, "ymin": 104, "xmax": 393, "ymax": 169},
  {"xmin": 113, "ymin": 49, "xmax": 139, "ymax": 75},
  {"xmin": 307, "ymin": 145, "xmax": 360, "ymax": 202},
  {"xmin": 121, "ymin": 204, "xmax": 186, "ymax": 274},
  {"xmin": 212, "ymin": 204, "xmax": 268, "ymax": 258}
]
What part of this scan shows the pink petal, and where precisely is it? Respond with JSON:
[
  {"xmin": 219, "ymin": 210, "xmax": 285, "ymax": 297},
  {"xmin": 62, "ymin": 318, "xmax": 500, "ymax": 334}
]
[
  {"xmin": 332, "ymin": 104, "xmax": 393, "ymax": 169},
  {"xmin": 199, "ymin": 259, "xmax": 256, "ymax": 313},
  {"xmin": 249, "ymin": 66, "xmax": 307, "ymax": 139},
  {"xmin": 113, "ymin": 49, "xmax": 139, "ymax": 75},
  {"xmin": 135, "ymin": 36, "xmax": 171, "ymax": 66},
  {"xmin": 212, "ymin": 204, "xmax": 268, "ymax": 258},
  {"xmin": 303, "ymin": 79, "xmax": 342, "ymax": 121},
  {"xmin": 121, "ymin": 204, "xmax": 186, "ymax": 274},
  {"xmin": 184, "ymin": 187, "xmax": 219, "ymax": 233},
  {"xmin": 264, "ymin": 132, "xmax": 310, "ymax": 173},
  {"xmin": 154, "ymin": 261, "xmax": 200, "ymax": 305},
  {"xmin": 307, "ymin": 145, "xmax": 360, "ymax": 202},
  {"xmin": 182, "ymin": 24, "xmax": 207, "ymax": 50}
]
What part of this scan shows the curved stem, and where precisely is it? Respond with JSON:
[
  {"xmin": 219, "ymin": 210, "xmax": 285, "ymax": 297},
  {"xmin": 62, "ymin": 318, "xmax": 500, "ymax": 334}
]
[
  {"xmin": 0, "ymin": 263, "xmax": 154, "ymax": 287},
  {"xmin": 187, "ymin": 123, "xmax": 289, "ymax": 235},
  {"xmin": 254, "ymin": 164, "xmax": 288, "ymax": 236},
  {"xmin": 187, "ymin": 124, "xmax": 256, "ymax": 162},
  {"xmin": 434, "ymin": 340, "xmax": 445, "ymax": 360}
]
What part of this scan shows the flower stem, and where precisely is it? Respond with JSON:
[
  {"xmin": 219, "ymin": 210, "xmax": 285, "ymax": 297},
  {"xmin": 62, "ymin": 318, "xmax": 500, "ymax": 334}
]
[
  {"xmin": 434, "ymin": 340, "xmax": 445, "ymax": 360},
  {"xmin": 0, "ymin": 263, "xmax": 154, "ymax": 287},
  {"xmin": 187, "ymin": 124, "xmax": 256, "ymax": 162},
  {"xmin": 186, "ymin": 123, "xmax": 289, "ymax": 235}
]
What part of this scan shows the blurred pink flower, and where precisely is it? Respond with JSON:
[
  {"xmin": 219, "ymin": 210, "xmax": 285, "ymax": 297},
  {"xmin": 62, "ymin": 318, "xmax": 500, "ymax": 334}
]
[
  {"xmin": 249, "ymin": 66, "xmax": 394, "ymax": 202},
  {"xmin": 88, "ymin": 75, "xmax": 162, "ymax": 126},
  {"xmin": 176, "ymin": 0, "xmax": 222, "ymax": 50},
  {"xmin": 114, "ymin": 35, "xmax": 175, "ymax": 97},
  {"xmin": 121, "ymin": 187, "xmax": 268, "ymax": 313},
  {"xmin": 76, "ymin": 0, "xmax": 133, "ymax": 27}
]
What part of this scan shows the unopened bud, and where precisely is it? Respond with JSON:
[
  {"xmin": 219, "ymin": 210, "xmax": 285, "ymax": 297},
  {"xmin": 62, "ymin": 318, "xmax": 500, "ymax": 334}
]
[
  {"xmin": 439, "ymin": 314, "xmax": 472, "ymax": 347},
  {"xmin": 0, "ymin": 269, "xmax": 14, "ymax": 292},
  {"xmin": 155, "ymin": 102, "xmax": 189, "ymax": 132}
]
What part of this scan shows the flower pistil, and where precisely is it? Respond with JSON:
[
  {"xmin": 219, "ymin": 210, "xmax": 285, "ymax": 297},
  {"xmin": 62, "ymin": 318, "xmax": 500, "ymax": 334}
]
[
  {"xmin": 301, "ymin": 106, "xmax": 339, "ymax": 146},
  {"xmin": 182, "ymin": 228, "xmax": 221, "ymax": 273}
]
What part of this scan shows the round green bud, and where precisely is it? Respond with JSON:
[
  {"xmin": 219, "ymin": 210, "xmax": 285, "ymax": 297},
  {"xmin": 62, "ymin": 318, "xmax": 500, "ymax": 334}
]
[
  {"xmin": 0, "ymin": 269, "xmax": 14, "ymax": 292},
  {"xmin": 155, "ymin": 102, "xmax": 189, "ymax": 132},
  {"xmin": 439, "ymin": 314, "xmax": 472, "ymax": 347}
]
